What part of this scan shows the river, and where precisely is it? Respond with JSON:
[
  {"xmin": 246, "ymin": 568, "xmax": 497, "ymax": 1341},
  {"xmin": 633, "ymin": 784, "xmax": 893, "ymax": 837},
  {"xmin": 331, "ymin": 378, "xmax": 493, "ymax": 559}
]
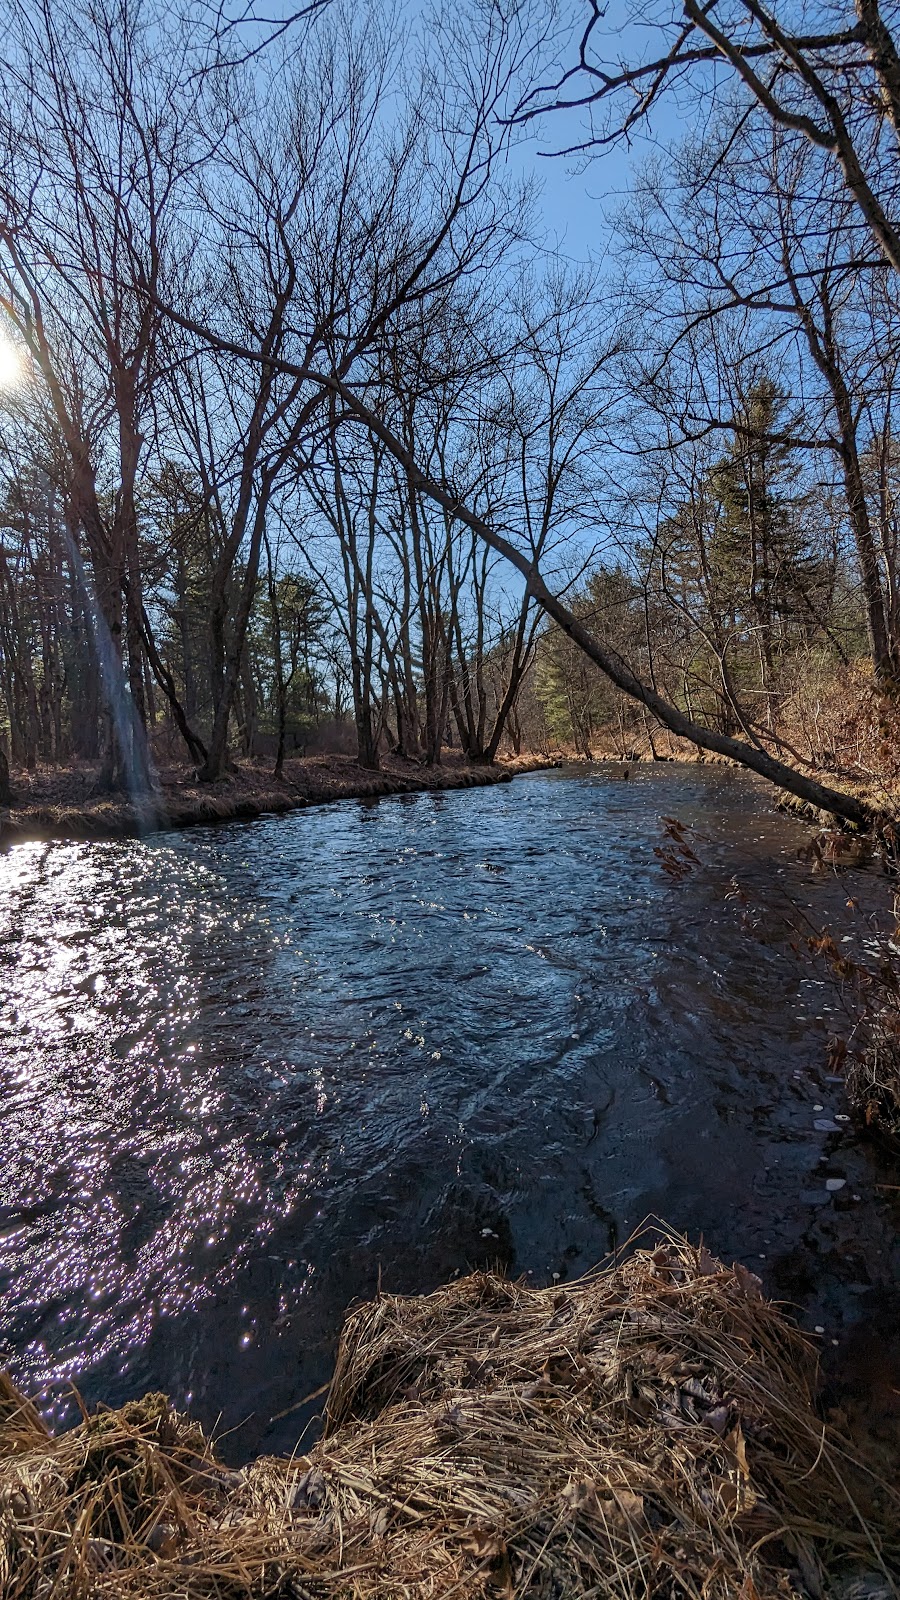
[{"xmin": 1, "ymin": 764, "xmax": 898, "ymax": 1460}]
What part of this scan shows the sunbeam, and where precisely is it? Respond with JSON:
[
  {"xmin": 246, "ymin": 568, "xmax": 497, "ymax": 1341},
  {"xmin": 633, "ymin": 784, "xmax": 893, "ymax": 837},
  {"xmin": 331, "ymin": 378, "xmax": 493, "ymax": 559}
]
[{"xmin": 0, "ymin": 334, "xmax": 25, "ymax": 391}]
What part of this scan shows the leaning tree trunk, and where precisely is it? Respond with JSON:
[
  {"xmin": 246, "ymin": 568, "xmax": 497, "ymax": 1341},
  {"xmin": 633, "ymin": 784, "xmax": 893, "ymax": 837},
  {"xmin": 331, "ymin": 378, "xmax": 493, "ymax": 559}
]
[{"xmin": 332, "ymin": 380, "xmax": 873, "ymax": 830}]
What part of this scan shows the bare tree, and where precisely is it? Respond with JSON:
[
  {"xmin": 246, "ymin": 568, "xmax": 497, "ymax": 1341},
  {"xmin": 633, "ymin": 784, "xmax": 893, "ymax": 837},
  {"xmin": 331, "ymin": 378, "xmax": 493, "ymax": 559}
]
[
  {"xmin": 0, "ymin": 0, "xmax": 198, "ymax": 787},
  {"xmin": 519, "ymin": 0, "xmax": 900, "ymax": 276}
]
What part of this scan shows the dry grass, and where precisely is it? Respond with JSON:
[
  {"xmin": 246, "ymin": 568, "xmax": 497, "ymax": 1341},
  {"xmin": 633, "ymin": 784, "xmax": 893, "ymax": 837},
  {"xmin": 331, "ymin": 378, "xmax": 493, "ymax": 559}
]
[
  {"xmin": 1, "ymin": 1233, "xmax": 897, "ymax": 1599},
  {"xmin": 845, "ymin": 1031, "xmax": 900, "ymax": 1139}
]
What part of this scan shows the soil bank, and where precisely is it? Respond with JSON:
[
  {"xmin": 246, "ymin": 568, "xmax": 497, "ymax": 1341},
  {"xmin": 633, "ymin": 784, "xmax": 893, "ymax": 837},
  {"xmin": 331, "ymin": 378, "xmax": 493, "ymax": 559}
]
[{"xmin": 0, "ymin": 752, "xmax": 558, "ymax": 848}]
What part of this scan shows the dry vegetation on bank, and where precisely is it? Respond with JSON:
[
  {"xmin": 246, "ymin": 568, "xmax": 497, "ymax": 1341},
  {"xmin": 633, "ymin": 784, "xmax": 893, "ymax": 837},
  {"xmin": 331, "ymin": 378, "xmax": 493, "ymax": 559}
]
[
  {"xmin": 537, "ymin": 663, "xmax": 900, "ymax": 824},
  {"xmin": 1, "ymin": 1235, "xmax": 897, "ymax": 1600},
  {"xmin": 0, "ymin": 1235, "xmax": 890, "ymax": 1600}
]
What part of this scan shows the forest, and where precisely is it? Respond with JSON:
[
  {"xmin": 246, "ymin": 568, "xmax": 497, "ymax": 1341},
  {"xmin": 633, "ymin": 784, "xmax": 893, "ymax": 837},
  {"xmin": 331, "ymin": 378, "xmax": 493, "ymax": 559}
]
[
  {"xmin": 2, "ymin": 0, "xmax": 900, "ymax": 829},
  {"xmin": 3, "ymin": 6, "xmax": 900, "ymax": 1595}
]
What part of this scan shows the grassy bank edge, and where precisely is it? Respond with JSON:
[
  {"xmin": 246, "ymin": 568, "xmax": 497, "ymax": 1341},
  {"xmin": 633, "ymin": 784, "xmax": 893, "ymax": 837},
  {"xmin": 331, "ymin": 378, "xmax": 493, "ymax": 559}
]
[
  {"xmin": 0, "ymin": 753, "xmax": 561, "ymax": 849},
  {"xmin": 0, "ymin": 1233, "xmax": 896, "ymax": 1599}
]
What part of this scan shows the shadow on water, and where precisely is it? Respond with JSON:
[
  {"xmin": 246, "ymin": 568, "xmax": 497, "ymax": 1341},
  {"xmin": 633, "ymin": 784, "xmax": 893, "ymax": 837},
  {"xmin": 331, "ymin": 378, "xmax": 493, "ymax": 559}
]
[{"xmin": 1, "ymin": 763, "xmax": 898, "ymax": 1462}]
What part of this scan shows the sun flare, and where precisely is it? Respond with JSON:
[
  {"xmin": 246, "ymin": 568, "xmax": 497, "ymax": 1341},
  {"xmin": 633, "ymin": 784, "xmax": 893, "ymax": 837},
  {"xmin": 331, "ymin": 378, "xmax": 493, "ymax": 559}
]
[{"xmin": 0, "ymin": 334, "xmax": 25, "ymax": 391}]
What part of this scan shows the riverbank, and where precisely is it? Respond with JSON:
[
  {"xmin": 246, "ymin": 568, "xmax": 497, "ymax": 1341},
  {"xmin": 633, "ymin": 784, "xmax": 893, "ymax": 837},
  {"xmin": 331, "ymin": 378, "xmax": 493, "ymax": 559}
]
[
  {"xmin": 557, "ymin": 664, "xmax": 900, "ymax": 828},
  {"xmin": 0, "ymin": 752, "xmax": 558, "ymax": 848},
  {"xmin": 1, "ymin": 1235, "xmax": 896, "ymax": 1599}
]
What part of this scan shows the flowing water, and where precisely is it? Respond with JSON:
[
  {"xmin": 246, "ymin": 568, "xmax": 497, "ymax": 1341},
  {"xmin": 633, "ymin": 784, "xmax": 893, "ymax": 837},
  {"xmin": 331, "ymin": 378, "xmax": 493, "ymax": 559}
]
[{"xmin": 1, "ymin": 765, "xmax": 899, "ymax": 1460}]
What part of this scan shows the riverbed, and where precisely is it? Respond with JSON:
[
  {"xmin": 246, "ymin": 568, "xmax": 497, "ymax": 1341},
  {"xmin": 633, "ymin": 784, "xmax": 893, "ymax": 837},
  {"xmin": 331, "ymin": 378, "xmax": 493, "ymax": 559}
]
[{"xmin": 1, "ymin": 764, "xmax": 898, "ymax": 1459}]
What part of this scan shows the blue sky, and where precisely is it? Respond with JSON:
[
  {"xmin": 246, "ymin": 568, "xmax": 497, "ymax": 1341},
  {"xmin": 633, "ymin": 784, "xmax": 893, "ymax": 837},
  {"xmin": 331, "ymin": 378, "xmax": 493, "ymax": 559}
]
[{"xmin": 499, "ymin": 60, "xmax": 690, "ymax": 267}]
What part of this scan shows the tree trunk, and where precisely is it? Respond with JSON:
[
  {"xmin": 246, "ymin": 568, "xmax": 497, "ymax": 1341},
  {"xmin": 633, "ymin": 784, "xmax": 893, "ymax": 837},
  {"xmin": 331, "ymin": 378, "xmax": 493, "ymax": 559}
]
[
  {"xmin": 199, "ymin": 492, "xmax": 270, "ymax": 781},
  {"xmin": 335, "ymin": 381, "xmax": 873, "ymax": 829},
  {"xmin": 0, "ymin": 744, "xmax": 11, "ymax": 805}
]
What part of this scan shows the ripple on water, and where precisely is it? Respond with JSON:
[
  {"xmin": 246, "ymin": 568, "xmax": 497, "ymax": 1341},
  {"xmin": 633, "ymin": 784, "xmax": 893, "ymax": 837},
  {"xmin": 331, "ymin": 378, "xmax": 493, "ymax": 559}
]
[{"xmin": 1, "ymin": 765, "xmax": 898, "ymax": 1457}]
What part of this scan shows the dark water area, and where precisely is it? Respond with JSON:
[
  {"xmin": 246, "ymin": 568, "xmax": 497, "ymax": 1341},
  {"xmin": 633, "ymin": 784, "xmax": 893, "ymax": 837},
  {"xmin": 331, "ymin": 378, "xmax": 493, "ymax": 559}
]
[{"xmin": 1, "ymin": 764, "xmax": 898, "ymax": 1461}]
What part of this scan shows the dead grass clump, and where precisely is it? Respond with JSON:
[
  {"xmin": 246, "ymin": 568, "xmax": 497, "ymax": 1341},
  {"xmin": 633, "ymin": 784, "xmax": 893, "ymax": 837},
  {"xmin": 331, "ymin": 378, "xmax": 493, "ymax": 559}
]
[
  {"xmin": 1, "ymin": 1234, "xmax": 898, "ymax": 1598},
  {"xmin": 796, "ymin": 915, "xmax": 900, "ymax": 1141},
  {"xmin": 0, "ymin": 1375, "xmax": 47, "ymax": 1453},
  {"xmin": 845, "ymin": 1029, "xmax": 900, "ymax": 1138}
]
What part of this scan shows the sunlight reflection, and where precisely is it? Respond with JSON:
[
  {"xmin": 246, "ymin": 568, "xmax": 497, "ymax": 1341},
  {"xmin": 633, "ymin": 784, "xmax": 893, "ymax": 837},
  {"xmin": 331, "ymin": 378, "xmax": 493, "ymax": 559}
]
[{"xmin": 0, "ymin": 836, "xmax": 318, "ymax": 1395}]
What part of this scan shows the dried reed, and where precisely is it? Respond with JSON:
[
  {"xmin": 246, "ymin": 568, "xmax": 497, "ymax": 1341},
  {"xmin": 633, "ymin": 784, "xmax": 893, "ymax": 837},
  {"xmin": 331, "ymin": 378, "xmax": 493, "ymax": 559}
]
[{"xmin": 1, "ymin": 1230, "xmax": 897, "ymax": 1598}]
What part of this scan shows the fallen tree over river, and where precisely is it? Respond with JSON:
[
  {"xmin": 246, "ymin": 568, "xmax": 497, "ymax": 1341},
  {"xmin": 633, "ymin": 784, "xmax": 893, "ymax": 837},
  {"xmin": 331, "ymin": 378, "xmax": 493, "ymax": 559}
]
[{"xmin": 158, "ymin": 301, "xmax": 875, "ymax": 832}]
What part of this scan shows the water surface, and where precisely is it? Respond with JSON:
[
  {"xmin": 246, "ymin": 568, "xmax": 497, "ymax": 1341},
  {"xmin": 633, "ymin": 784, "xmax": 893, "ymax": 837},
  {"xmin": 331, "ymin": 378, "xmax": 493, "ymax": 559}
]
[{"xmin": 1, "ymin": 765, "xmax": 898, "ymax": 1458}]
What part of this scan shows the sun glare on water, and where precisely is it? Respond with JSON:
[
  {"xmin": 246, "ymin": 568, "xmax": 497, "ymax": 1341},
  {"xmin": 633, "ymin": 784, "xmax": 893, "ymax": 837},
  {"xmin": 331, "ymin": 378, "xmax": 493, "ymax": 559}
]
[{"xmin": 0, "ymin": 335, "xmax": 25, "ymax": 391}]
